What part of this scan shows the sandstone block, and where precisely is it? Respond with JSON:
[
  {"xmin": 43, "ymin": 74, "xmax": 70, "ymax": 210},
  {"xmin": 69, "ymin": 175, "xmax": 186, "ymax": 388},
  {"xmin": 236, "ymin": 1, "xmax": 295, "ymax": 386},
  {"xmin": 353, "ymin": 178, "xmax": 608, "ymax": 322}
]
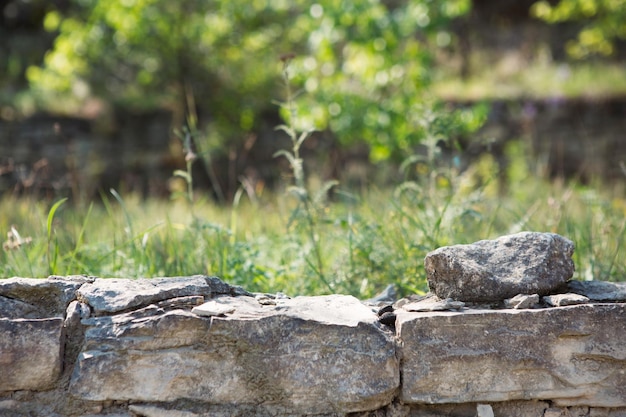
[
  {"xmin": 0, "ymin": 318, "xmax": 64, "ymax": 391},
  {"xmin": 424, "ymin": 232, "xmax": 575, "ymax": 302},
  {"xmin": 397, "ymin": 303, "xmax": 626, "ymax": 407},
  {"xmin": 70, "ymin": 294, "xmax": 398, "ymax": 414}
]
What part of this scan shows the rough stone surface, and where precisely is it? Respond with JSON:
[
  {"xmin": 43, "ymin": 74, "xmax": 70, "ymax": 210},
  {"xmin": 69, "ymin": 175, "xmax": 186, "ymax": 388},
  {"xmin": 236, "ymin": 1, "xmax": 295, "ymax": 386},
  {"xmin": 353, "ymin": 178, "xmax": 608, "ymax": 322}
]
[
  {"xmin": 504, "ymin": 293, "xmax": 540, "ymax": 309},
  {"xmin": 0, "ymin": 317, "xmax": 64, "ymax": 391},
  {"xmin": 70, "ymin": 294, "xmax": 398, "ymax": 414},
  {"xmin": 424, "ymin": 232, "xmax": 575, "ymax": 302},
  {"xmin": 76, "ymin": 275, "xmax": 247, "ymax": 315},
  {"xmin": 476, "ymin": 404, "xmax": 494, "ymax": 417},
  {"xmin": 568, "ymin": 280, "xmax": 626, "ymax": 301},
  {"xmin": 2, "ymin": 274, "xmax": 626, "ymax": 416},
  {"xmin": 543, "ymin": 293, "xmax": 590, "ymax": 307},
  {"xmin": 397, "ymin": 303, "xmax": 626, "ymax": 407},
  {"xmin": 401, "ymin": 297, "xmax": 465, "ymax": 312},
  {"xmin": 0, "ymin": 276, "xmax": 87, "ymax": 318}
]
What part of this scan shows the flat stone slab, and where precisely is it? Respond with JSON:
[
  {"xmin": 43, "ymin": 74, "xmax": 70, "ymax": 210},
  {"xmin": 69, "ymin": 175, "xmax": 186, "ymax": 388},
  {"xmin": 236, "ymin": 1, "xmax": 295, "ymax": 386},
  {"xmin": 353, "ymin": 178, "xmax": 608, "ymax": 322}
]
[
  {"xmin": 0, "ymin": 317, "xmax": 64, "ymax": 391},
  {"xmin": 76, "ymin": 275, "xmax": 246, "ymax": 315},
  {"xmin": 70, "ymin": 294, "xmax": 398, "ymax": 414},
  {"xmin": 424, "ymin": 232, "xmax": 575, "ymax": 302},
  {"xmin": 0, "ymin": 276, "xmax": 87, "ymax": 318},
  {"xmin": 397, "ymin": 303, "xmax": 626, "ymax": 407},
  {"xmin": 568, "ymin": 280, "xmax": 626, "ymax": 301}
]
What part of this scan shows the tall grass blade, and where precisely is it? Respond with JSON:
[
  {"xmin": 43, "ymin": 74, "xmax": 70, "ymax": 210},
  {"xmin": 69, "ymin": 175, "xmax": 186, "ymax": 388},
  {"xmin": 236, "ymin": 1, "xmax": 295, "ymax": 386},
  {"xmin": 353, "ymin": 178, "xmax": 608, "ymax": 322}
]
[{"xmin": 46, "ymin": 197, "xmax": 67, "ymax": 276}]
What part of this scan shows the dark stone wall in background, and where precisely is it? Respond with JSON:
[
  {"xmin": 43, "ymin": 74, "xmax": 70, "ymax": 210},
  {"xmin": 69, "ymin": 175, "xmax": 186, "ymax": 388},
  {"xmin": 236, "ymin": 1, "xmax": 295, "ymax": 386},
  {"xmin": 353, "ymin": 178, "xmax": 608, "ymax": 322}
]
[{"xmin": 1, "ymin": 97, "xmax": 625, "ymax": 200}]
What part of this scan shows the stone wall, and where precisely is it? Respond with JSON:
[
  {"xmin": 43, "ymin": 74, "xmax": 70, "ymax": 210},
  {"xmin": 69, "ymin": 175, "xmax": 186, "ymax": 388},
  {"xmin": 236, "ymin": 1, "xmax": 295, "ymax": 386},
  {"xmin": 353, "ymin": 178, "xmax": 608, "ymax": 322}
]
[
  {"xmin": 3, "ymin": 96, "xmax": 626, "ymax": 201},
  {"xmin": 1, "ymin": 274, "xmax": 625, "ymax": 417}
]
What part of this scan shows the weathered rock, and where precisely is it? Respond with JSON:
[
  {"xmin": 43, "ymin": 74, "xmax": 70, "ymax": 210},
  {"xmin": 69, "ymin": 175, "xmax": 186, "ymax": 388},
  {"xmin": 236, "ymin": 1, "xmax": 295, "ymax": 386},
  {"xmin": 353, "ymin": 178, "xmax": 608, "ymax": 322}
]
[
  {"xmin": 568, "ymin": 280, "xmax": 626, "ymax": 302},
  {"xmin": 476, "ymin": 404, "xmax": 494, "ymax": 417},
  {"xmin": 191, "ymin": 300, "xmax": 236, "ymax": 316},
  {"xmin": 401, "ymin": 297, "xmax": 465, "ymax": 312},
  {"xmin": 543, "ymin": 293, "xmax": 590, "ymax": 307},
  {"xmin": 424, "ymin": 232, "xmax": 575, "ymax": 302},
  {"xmin": 70, "ymin": 294, "xmax": 398, "ymax": 414},
  {"xmin": 76, "ymin": 275, "xmax": 247, "ymax": 315},
  {"xmin": 504, "ymin": 293, "xmax": 540, "ymax": 309},
  {"xmin": 128, "ymin": 405, "xmax": 199, "ymax": 417},
  {"xmin": 0, "ymin": 277, "xmax": 87, "ymax": 318},
  {"xmin": 0, "ymin": 317, "xmax": 64, "ymax": 391},
  {"xmin": 397, "ymin": 303, "xmax": 626, "ymax": 407},
  {"xmin": 64, "ymin": 300, "xmax": 91, "ymax": 329}
]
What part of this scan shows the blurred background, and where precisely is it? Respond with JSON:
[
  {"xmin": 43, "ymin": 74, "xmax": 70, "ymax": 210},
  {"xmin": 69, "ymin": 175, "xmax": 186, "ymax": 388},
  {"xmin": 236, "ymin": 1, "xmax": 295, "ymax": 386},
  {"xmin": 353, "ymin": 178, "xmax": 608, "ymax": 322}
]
[{"xmin": 1, "ymin": 0, "xmax": 626, "ymax": 202}]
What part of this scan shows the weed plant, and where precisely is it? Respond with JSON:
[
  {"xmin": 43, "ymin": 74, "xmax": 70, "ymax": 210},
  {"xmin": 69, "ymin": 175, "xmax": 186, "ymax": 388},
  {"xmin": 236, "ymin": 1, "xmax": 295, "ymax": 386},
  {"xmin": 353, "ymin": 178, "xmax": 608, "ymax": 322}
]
[
  {"xmin": 2, "ymin": 65, "xmax": 626, "ymax": 296},
  {"xmin": 1, "ymin": 143, "xmax": 625, "ymax": 298}
]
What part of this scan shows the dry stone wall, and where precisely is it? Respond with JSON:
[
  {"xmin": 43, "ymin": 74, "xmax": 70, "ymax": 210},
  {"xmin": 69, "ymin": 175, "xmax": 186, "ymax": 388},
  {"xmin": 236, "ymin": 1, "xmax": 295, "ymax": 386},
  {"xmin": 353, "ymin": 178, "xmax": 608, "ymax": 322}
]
[{"xmin": 1, "ymin": 233, "xmax": 626, "ymax": 417}]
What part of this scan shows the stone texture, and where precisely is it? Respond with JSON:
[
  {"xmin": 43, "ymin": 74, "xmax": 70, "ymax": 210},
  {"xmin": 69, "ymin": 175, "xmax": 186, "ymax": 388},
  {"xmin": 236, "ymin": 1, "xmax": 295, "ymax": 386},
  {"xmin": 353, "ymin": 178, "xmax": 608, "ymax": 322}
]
[
  {"xmin": 424, "ymin": 232, "xmax": 575, "ymax": 302},
  {"xmin": 397, "ymin": 303, "xmax": 626, "ymax": 407},
  {"xmin": 0, "ymin": 276, "xmax": 87, "ymax": 318},
  {"xmin": 401, "ymin": 297, "xmax": 465, "ymax": 312},
  {"xmin": 476, "ymin": 404, "xmax": 494, "ymax": 417},
  {"xmin": 76, "ymin": 275, "xmax": 247, "ymax": 315},
  {"xmin": 568, "ymin": 280, "xmax": 626, "ymax": 301},
  {"xmin": 543, "ymin": 293, "xmax": 590, "ymax": 307},
  {"xmin": 70, "ymin": 294, "xmax": 398, "ymax": 414},
  {"xmin": 0, "ymin": 317, "xmax": 64, "ymax": 391},
  {"xmin": 504, "ymin": 293, "xmax": 540, "ymax": 309}
]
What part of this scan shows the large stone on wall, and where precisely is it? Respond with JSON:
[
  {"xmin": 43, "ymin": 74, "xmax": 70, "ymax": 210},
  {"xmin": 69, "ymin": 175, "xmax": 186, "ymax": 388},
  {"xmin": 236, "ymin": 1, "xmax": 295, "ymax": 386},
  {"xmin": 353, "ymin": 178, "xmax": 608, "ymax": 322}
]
[
  {"xmin": 0, "ymin": 317, "xmax": 64, "ymax": 392},
  {"xmin": 424, "ymin": 232, "xmax": 575, "ymax": 302},
  {"xmin": 70, "ymin": 294, "xmax": 398, "ymax": 414},
  {"xmin": 397, "ymin": 303, "xmax": 626, "ymax": 407}
]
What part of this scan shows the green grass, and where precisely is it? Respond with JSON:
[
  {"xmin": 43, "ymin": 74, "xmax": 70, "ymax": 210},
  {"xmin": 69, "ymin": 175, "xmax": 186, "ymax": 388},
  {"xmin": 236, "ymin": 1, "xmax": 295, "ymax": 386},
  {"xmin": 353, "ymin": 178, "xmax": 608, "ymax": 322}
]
[
  {"xmin": 432, "ymin": 57, "xmax": 626, "ymax": 100},
  {"xmin": 1, "ymin": 147, "xmax": 625, "ymax": 298}
]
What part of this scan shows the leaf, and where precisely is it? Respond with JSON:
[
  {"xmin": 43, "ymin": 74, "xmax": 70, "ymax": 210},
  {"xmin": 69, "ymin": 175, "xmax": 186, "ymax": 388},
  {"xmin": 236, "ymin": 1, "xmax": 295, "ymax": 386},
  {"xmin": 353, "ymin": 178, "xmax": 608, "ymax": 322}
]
[
  {"xmin": 273, "ymin": 149, "xmax": 297, "ymax": 168},
  {"xmin": 313, "ymin": 180, "xmax": 339, "ymax": 205},
  {"xmin": 295, "ymin": 129, "xmax": 314, "ymax": 149},
  {"xmin": 274, "ymin": 124, "xmax": 295, "ymax": 139},
  {"xmin": 399, "ymin": 154, "xmax": 429, "ymax": 174},
  {"xmin": 47, "ymin": 198, "xmax": 68, "ymax": 239},
  {"xmin": 173, "ymin": 169, "xmax": 191, "ymax": 182}
]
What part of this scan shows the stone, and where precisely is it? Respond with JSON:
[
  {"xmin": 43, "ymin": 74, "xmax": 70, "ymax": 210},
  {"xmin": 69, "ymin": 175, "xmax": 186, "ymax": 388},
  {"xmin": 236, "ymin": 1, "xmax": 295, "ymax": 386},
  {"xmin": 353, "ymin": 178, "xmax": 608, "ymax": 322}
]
[
  {"xmin": 76, "ymin": 275, "xmax": 245, "ymax": 315},
  {"xmin": 424, "ymin": 232, "xmax": 575, "ymax": 302},
  {"xmin": 476, "ymin": 404, "xmax": 494, "ymax": 417},
  {"xmin": 64, "ymin": 300, "xmax": 91, "ymax": 330},
  {"xmin": 545, "ymin": 408, "xmax": 564, "ymax": 417},
  {"xmin": 543, "ymin": 293, "xmax": 590, "ymax": 307},
  {"xmin": 397, "ymin": 303, "xmax": 626, "ymax": 407},
  {"xmin": 70, "ymin": 294, "xmax": 398, "ymax": 414},
  {"xmin": 191, "ymin": 300, "xmax": 236, "ymax": 316},
  {"xmin": 0, "ymin": 277, "xmax": 86, "ymax": 318},
  {"xmin": 490, "ymin": 400, "xmax": 551, "ymax": 417},
  {"xmin": 129, "ymin": 405, "xmax": 200, "ymax": 417},
  {"xmin": 504, "ymin": 293, "xmax": 540, "ymax": 309},
  {"xmin": 568, "ymin": 280, "xmax": 626, "ymax": 302},
  {"xmin": 0, "ymin": 317, "xmax": 64, "ymax": 391},
  {"xmin": 401, "ymin": 297, "xmax": 465, "ymax": 312}
]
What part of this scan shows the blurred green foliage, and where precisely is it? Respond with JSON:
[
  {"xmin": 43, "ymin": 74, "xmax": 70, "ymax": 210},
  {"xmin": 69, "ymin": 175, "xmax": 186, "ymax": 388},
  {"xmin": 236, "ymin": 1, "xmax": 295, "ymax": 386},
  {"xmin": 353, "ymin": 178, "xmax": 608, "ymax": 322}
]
[
  {"xmin": 531, "ymin": 0, "xmax": 626, "ymax": 58},
  {"xmin": 26, "ymin": 0, "xmax": 476, "ymax": 162}
]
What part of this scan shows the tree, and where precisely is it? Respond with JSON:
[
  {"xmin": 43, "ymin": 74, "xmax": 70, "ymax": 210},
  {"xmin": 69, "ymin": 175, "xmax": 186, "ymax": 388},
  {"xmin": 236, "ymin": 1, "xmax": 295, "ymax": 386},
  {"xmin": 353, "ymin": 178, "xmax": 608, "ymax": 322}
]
[
  {"xmin": 27, "ymin": 0, "xmax": 477, "ymax": 164},
  {"xmin": 531, "ymin": 0, "xmax": 626, "ymax": 58}
]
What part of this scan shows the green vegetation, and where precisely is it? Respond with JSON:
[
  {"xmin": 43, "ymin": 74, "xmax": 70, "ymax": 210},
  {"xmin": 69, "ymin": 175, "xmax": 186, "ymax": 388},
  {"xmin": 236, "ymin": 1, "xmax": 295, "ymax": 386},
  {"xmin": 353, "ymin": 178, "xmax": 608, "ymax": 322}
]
[
  {"xmin": 532, "ymin": 0, "xmax": 626, "ymax": 58},
  {"xmin": 2, "ymin": 145, "xmax": 625, "ymax": 296},
  {"xmin": 2, "ymin": 1, "xmax": 626, "ymax": 295},
  {"xmin": 25, "ymin": 0, "xmax": 475, "ymax": 163},
  {"xmin": 433, "ymin": 60, "xmax": 626, "ymax": 100}
]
